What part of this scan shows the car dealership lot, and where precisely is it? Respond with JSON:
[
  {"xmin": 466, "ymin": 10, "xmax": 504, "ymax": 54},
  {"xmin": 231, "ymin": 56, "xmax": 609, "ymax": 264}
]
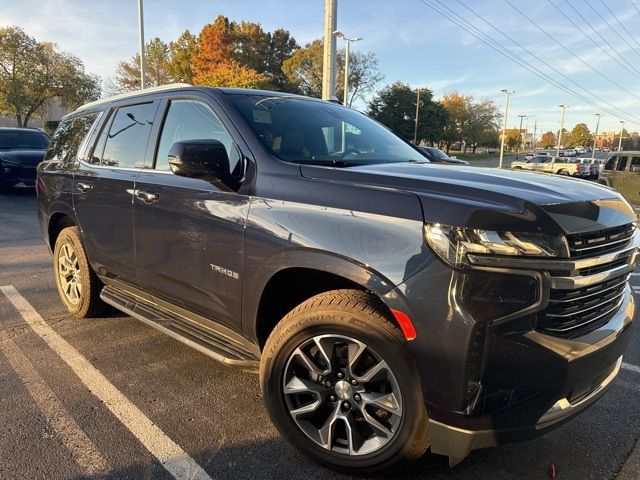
[{"xmin": 1, "ymin": 190, "xmax": 639, "ymax": 480}]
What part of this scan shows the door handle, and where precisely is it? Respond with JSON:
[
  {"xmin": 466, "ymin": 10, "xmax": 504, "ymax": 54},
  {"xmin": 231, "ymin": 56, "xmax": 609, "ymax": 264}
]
[
  {"xmin": 136, "ymin": 190, "xmax": 159, "ymax": 203},
  {"xmin": 76, "ymin": 182, "xmax": 93, "ymax": 192}
]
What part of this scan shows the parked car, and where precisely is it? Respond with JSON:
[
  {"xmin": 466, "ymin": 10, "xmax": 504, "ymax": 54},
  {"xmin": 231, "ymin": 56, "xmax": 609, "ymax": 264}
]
[
  {"xmin": 598, "ymin": 151, "xmax": 640, "ymax": 215},
  {"xmin": 0, "ymin": 127, "xmax": 50, "ymax": 191},
  {"xmin": 511, "ymin": 155, "xmax": 588, "ymax": 176},
  {"xmin": 418, "ymin": 146, "xmax": 469, "ymax": 165},
  {"xmin": 525, "ymin": 151, "xmax": 548, "ymax": 161},
  {"xmin": 37, "ymin": 85, "xmax": 636, "ymax": 473}
]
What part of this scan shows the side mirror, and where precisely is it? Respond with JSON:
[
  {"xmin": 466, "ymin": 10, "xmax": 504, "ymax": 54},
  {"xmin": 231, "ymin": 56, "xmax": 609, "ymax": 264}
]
[{"xmin": 168, "ymin": 140, "xmax": 235, "ymax": 185}]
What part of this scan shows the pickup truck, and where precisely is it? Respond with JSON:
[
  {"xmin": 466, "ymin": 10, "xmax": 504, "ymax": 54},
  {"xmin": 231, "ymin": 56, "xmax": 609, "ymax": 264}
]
[{"xmin": 511, "ymin": 155, "xmax": 589, "ymax": 176}]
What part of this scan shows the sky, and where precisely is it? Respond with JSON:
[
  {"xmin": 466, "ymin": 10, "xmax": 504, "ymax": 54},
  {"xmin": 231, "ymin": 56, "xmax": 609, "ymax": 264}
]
[{"xmin": 2, "ymin": 0, "xmax": 639, "ymax": 135}]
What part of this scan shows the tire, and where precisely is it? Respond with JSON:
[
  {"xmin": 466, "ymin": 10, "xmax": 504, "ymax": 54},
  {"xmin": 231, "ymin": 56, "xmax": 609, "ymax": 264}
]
[
  {"xmin": 53, "ymin": 226, "xmax": 107, "ymax": 318},
  {"xmin": 557, "ymin": 170, "xmax": 569, "ymax": 176},
  {"xmin": 260, "ymin": 289, "xmax": 429, "ymax": 474}
]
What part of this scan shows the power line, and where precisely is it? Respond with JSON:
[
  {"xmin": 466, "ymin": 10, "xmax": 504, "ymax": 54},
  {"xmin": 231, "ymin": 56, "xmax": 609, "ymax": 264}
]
[
  {"xmin": 416, "ymin": 0, "xmax": 640, "ymax": 126},
  {"xmin": 502, "ymin": 0, "xmax": 640, "ymax": 110},
  {"xmin": 583, "ymin": 0, "xmax": 640, "ymax": 57},
  {"xmin": 598, "ymin": 0, "xmax": 640, "ymax": 51},
  {"xmin": 631, "ymin": 0, "xmax": 640, "ymax": 16},
  {"xmin": 548, "ymin": 0, "xmax": 640, "ymax": 80},
  {"xmin": 458, "ymin": 0, "xmax": 640, "ymax": 105}
]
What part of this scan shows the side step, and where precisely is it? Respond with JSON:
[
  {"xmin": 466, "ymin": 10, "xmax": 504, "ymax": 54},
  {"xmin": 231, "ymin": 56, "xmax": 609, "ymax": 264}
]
[{"xmin": 100, "ymin": 285, "xmax": 260, "ymax": 369}]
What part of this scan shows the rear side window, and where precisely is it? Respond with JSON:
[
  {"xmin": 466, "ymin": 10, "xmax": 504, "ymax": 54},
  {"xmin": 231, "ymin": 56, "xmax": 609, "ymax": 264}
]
[
  {"xmin": 100, "ymin": 103, "xmax": 156, "ymax": 168},
  {"xmin": 616, "ymin": 156, "xmax": 629, "ymax": 172},
  {"xmin": 631, "ymin": 156, "xmax": 640, "ymax": 173},
  {"xmin": 44, "ymin": 113, "xmax": 100, "ymax": 164}
]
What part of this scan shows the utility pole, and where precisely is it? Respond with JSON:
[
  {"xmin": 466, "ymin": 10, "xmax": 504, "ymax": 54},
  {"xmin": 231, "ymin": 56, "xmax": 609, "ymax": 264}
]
[
  {"xmin": 322, "ymin": 0, "xmax": 338, "ymax": 100},
  {"xmin": 533, "ymin": 119, "xmax": 538, "ymax": 149},
  {"xmin": 137, "ymin": 0, "xmax": 146, "ymax": 89},
  {"xmin": 517, "ymin": 115, "xmax": 526, "ymax": 158},
  {"xmin": 556, "ymin": 104, "xmax": 568, "ymax": 157},
  {"xmin": 592, "ymin": 113, "xmax": 602, "ymax": 160},
  {"xmin": 334, "ymin": 32, "xmax": 362, "ymax": 106},
  {"xmin": 413, "ymin": 89, "xmax": 422, "ymax": 145},
  {"xmin": 618, "ymin": 120, "xmax": 625, "ymax": 151},
  {"xmin": 499, "ymin": 88, "xmax": 514, "ymax": 169}
]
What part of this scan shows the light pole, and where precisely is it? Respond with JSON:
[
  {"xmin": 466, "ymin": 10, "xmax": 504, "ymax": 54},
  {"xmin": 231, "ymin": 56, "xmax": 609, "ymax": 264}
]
[
  {"xmin": 413, "ymin": 88, "xmax": 423, "ymax": 145},
  {"xmin": 334, "ymin": 32, "xmax": 362, "ymax": 107},
  {"xmin": 592, "ymin": 114, "xmax": 602, "ymax": 160},
  {"xmin": 516, "ymin": 114, "xmax": 526, "ymax": 158},
  {"xmin": 499, "ymin": 88, "xmax": 514, "ymax": 169},
  {"xmin": 322, "ymin": 0, "xmax": 338, "ymax": 100},
  {"xmin": 137, "ymin": 0, "xmax": 146, "ymax": 89},
  {"xmin": 556, "ymin": 104, "xmax": 568, "ymax": 157},
  {"xmin": 618, "ymin": 120, "xmax": 625, "ymax": 151}
]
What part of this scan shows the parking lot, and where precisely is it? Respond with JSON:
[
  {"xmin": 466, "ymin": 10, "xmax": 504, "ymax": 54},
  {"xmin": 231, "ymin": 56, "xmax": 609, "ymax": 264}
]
[{"xmin": 1, "ymin": 189, "xmax": 639, "ymax": 480}]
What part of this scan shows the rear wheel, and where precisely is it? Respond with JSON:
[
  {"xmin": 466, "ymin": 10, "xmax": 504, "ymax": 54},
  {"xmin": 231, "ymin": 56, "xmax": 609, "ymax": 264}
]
[
  {"xmin": 260, "ymin": 289, "xmax": 429, "ymax": 474},
  {"xmin": 53, "ymin": 226, "xmax": 107, "ymax": 318}
]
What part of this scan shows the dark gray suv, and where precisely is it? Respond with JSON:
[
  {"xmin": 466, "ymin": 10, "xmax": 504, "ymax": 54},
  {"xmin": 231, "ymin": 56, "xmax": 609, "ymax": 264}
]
[{"xmin": 37, "ymin": 85, "xmax": 637, "ymax": 473}]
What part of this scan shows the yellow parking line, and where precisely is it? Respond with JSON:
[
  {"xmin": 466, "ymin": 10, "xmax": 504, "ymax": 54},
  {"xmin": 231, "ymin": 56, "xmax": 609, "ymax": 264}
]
[{"xmin": 0, "ymin": 285, "xmax": 213, "ymax": 480}]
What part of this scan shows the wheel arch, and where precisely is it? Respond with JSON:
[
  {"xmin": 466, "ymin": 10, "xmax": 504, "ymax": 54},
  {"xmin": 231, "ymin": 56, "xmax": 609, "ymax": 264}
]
[
  {"xmin": 48, "ymin": 212, "xmax": 76, "ymax": 250},
  {"xmin": 247, "ymin": 252, "xmax": 409, "ymax": 349}
]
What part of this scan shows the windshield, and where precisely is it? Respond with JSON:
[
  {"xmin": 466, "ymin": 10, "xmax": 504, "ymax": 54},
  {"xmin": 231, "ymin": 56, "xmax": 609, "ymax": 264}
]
[
  {"xmin": 425, "ymin": 147, "xmax": 450, "ymax": 160},
  {"xmin": 228, "ymin": 94, "xmax": 425, "ymax": 166},
  {"xmin": 0, "ymin": 130, "xmax": 49, "ymax": 150}
]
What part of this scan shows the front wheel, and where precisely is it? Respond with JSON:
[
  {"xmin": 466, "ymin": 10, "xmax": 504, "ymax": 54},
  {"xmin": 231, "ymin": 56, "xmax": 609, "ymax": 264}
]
[{"xmin": 260, "ymin": 290, "xmax": 429, "ymax": 474}]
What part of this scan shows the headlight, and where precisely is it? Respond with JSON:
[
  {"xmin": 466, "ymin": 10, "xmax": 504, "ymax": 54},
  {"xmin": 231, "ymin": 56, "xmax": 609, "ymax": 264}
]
[{"xmin": 424, "ymin": 223, "xmax": 568, "ymax": 267}]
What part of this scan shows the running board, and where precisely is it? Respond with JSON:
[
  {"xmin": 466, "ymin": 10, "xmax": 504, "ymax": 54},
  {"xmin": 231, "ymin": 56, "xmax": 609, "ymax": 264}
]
[{"xmin": 100, "ymin": 285, "xmax": 260, "ymax": 369}]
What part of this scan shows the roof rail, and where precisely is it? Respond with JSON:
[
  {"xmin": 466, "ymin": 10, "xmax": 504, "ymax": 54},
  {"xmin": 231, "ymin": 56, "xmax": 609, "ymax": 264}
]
[{"xmin": 77, "ymin": 83, "xmax": 192, "ymax": 111}]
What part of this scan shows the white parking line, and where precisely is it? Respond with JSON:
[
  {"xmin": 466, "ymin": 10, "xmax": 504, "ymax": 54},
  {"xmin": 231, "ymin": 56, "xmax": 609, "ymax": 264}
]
[
  {"xmin": 622, "ymin": 363, "xmax": 640, "ymax": 374},
  {"xmin": 0, "ymin": 285, "xmax": 212, "ymax": 480},
  {"xmin": 0, "ymin": 329, "xmax": 108, "ymax": 476}
]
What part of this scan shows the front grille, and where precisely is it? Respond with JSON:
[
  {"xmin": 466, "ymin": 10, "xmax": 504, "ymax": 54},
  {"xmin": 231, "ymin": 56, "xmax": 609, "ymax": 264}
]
[
  {"xmin": 567, "ymin": 223, "xmax": 635, "ymax": 258},
  {"xmin": 537, "ymin": 274, "xmax": 629, "ymax": 338}
]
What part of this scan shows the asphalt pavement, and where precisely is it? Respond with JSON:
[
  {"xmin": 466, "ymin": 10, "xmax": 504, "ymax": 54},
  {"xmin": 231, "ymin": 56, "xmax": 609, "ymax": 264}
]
[{"xmin": 1, "ymin": 189, "xmax": 639, "ymax": 480}]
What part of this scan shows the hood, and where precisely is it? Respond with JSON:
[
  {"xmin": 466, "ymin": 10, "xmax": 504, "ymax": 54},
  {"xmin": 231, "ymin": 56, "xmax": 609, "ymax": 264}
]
[
  {"xmin": 0, "ymin": 149, "xmax": 46, "ymax": 167},
  {"xmin": 301, "ymin": 162, "xmax": 635, "ymax": 234}
]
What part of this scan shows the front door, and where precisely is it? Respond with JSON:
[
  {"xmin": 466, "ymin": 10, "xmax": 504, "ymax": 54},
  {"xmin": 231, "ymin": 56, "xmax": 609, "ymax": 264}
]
[
  {"xmin": 133, "ymin": 94, "xmax": 249, "ymax": 329},
  {"xmin": 74, "ymin": 101, "xmax": 159, "ymax": 282}
]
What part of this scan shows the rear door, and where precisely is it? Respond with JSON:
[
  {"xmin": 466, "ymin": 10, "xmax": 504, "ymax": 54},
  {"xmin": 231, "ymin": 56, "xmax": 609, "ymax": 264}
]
[
  {"xmin": 612, "ymin": 155, "xmax": 629, "ymax": 196},
  {"xmin": 74, "ymin": 100, "xmax": 159, "ymax": 282},
  {"xmin": 133, "ymin": 92, "xmax": 250, "ymax": 329}
]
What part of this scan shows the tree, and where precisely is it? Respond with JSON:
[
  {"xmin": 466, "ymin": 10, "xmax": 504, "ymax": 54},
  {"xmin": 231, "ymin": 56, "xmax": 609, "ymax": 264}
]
[
  {"xmin": 108, "ymin": 37, "xmax": 172, "ymax": 94},
  {"xmin": 570, "ymin": 123, "xmax": 591, "ymax": 147},
  {"xmin": 193, "ymin": 16, "xmax": 269, "ymax": 89},
  {"xmin": 504, "ymin": 129, "xmax": 521, "ymax": 151},
  {"xmin": 440, "ymin": 93, "xmax": 500, "ymax": 152},
  {"xmin": 169, "ymin": 30, "xmax": 198, "ymax": 84},
  {"xmin": 623, "ymin": 131, "xmax": 639, "ymax": 151},
  {"xmin": 540, "ymin": 131, "xmax": 557, "ymax": 149},
  {"xmin": 283, "ymin": 39, "xmax": 383, "ymax": 105},
  {"xmin": 0, "ymin": 26, "xmax": 100, "ymax": 127},
  {"xmin": 367, "ymin": 81, "xmax": 448, "ymax": 143}
]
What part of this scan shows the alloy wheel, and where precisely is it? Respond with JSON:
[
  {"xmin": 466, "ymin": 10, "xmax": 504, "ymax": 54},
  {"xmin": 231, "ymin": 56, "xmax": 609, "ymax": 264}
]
[
  {"xmin": 57, "ymin": 242, "xmax": 82, "ymax": 305},
  {"xmin": 282, "ymin": 334, "xmax": 403, "ymax": 456}
]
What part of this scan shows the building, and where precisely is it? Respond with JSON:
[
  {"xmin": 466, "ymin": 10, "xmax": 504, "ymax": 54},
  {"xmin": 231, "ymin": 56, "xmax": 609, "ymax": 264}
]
[{"xmin": 0, "ymin": 98, "xmax": 68, "ymax": 130}]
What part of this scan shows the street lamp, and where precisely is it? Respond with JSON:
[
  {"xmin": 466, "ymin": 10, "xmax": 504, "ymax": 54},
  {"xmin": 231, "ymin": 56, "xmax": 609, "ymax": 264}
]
[
  {"xmin": 618, "ymin": 120, "xmax": 625, "ymax": 152},
  {"xmin": 413, "ymin": 88, "xmax": 424, "ymax": 145},
  {"xmin": 516, "ymin": 114, "xmax": 526, "ymax": 159},
  {"xmin": 334, "ymin": 32, "xmax": 362, "ymax": 107},
  {"xmin": 499, "ymin": 88, "xmax": 514, "ymax": 169},
  {"xmin": 137, "ymin": 0, "xmax": 146, "ymax": 89},
  {"xmin": 556, "ymin": 104, "xmax": 569, "ymax": 157},
  {"xmin": 592, "ymin": 114, "xmax": 602, "ymax": 160}
]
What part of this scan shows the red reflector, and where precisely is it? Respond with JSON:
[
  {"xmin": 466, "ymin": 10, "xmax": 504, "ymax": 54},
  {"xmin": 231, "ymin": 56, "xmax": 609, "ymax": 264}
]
[{"xmin": 390, "ymin": 309, "xmax": 417, "ymax": 340}]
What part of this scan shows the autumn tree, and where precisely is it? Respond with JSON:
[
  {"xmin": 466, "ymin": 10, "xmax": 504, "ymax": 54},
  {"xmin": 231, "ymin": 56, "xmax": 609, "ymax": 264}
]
[
  {"xmin": 169, "ymin": 30, "xmax": 198, "ymax": 84},
  {"xmin": 0, "ymin": 26, "xmax": 100, "ymax": 127},
  {"xmin": 108, "ymin": 37, "xmax": 172, "ymax": 94},
  {"xmin": 283, "ymin": 39, "xmax": 383, "ymax": 105},
  {"xmin": 440, "ymin": 93, "xmax": 500, "ymax": 152},
  {"xmin": 504, "ymin": 129, "xmax": 521, "ymax": 151},
  {"xmin": 367, "ymin": 82, "xmax": 448, "ymax": 143},
  {"xmin": 540, "ymin": 131, "xmax": 557, "ymax": 149},
  {"xmin": 570, "ymin": 123, "xmax": 591, "ymax": 147}
]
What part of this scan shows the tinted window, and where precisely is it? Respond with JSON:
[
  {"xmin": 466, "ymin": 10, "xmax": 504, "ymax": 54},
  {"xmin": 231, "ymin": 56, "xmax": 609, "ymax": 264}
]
[
  {"xmin": 229, "ymin": 94, "xmax": 425, "ymax": 166},
  {"xmin": 604, "ymin": 156, "xmax": 616, "ymax": 171},
  {"xmin": 616, "ymin": 156, "xmax": 628, "ymax": 172},
  {"xmin": 101, "ymin": 103, "xmax": 156, "ymax": 168},
  {"xmin": 44, "ymin": 113, "xmax": 100, "ymax": 164},
  {"xmin": 631, "ymin": 156, "xmax": 640, "ymax": 172},
  {"xmin": 155, "ymin": 99, "xmax": 240, "ymax": 172},
  {"xmin": 0, "ymin": 130, "xmax": 49, "ymax": 150}
]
